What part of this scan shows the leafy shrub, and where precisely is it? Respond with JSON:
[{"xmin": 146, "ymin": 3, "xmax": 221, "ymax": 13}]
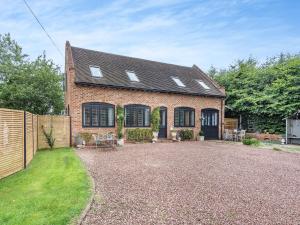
[
  {"xmin": 151, "ymin": 107, "xmax": 160, "ymax": 132},
  {"xmin": 116, "ymin": 105, "xmax": 124, "ymax": 139},
  {"xmin": 179, "ymin": 129, "xmax": 194, "ymax": 140},
  {"xmin": 42, "ymin": 126, "xmax": 55, "ymax": 149},
  {"xmin": 242, "ymin": 138, "xmax": 260, "ymax": 146},
  {"xmin": 126, "ymin": 128, "xmax": 153, "ymax": 142},
  {"xmin": 79, "ymin": 132, "xmax": 92, "ymax": 144},
  {"xmin": 198, "ymin": 130, "xmax": 204, "ymax": 136}
]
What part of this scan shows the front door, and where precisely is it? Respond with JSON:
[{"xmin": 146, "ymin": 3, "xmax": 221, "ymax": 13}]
[
  {"xmin": 201, "ymin": 108, "xmax": 219, "ymax": 140},
  {"xmin": 158, "ymin": 107, "xmax": 167, "ymax": 138}
]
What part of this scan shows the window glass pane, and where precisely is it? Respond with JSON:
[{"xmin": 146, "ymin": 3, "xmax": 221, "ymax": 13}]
[
  {"xmin": 83, "ymin": 103, "xmax": 114, "ymax": 127},
  {"xmin": 144, "ymin": 108, "xmax": 150, "ymax": 126},
  {"xmin": 125, "ymin": 108, "xmax": 128, "ymax": 126},
  {"xmin": 197, "ymin": 80, "xmax": 210, "ymax": 89},
  {"xmin": 125, "ymin": 105, "xmax": 150, "ymax": 127},
  {"xmin": 100, "ymin": 108, "xmax": 108, "ymax": 126},
  {"xmin": 89, "ymin": 66, "xmax": 103, "ymax": 77},
  {"xmin": 160, "ymin": 110, "xmax": 166, "ymax": 126},
  {"xmin": 175, "ymin": 107, "xmax": 195, "ymax": 127},
  {"xmin": 214, "ymin": 112, "xmax": 218, "ymax": 126},
  {"xmin": 174, "ymin": 110, "xmax": 179, "ymax": 127},
  {"xmin": 137, "ymin": 108, "xmax": 144, "ymax": 126},
  {"xmin": 125, "ymin": 107, "xmax": 133, "ymax": 127},
  {"xmin": 108, "ymin": 108, "xmax": 114, "ymax": 126},
  {"xmin": 83, "ymin": 106, "xmax": 91, "ymax": 126},
  {"xmin": 172, "ymin": 77, "xmax": 185, "ymax": 87},
  {"xmin": 191, "ymin": 111, "xmax": 195, "ymax": 126},
  {"xmin": 179, "ymin": 110, "xmax": 184, "ymax": 126},
  {"xmin": 91, "ymin": 106, "xmax": 99, "ymax": 126},
  {"xmin": 126, "ymin": 71, "xmax": 139, "ymax": 82},
  {"xmin": 184, "ymin": 111, "xmax": 190, "ymax": 126}
]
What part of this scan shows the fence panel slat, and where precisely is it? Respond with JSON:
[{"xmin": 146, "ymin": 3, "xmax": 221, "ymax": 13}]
[
  {"xmin": 26, "ymin": 112, "xmax": 33, "ymax": 165},
  {"xmin": 0, "ymin": 109, "xmax": 24, "ymax": 179},
  {"xmin": 38, "ymin": 115, "xmax": 70, "ymax": 149},
  {"xmin": 0, "ymin": 108, "xmax": 70, "ymax": 180}
]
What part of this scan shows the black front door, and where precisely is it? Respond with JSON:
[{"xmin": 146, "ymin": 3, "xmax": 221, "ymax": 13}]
[
  {"xmin": 201, "ymin": 108, "xmax": 219, "ymax": 140},
  {"xmin": 158, "ymin": 107, "xmax": 167, "ymax": 138}
]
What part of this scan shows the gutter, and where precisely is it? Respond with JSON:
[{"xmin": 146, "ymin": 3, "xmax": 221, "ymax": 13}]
[{"xmin": 75, "ymin": 81, "xmax": 226, "ymax": 99}]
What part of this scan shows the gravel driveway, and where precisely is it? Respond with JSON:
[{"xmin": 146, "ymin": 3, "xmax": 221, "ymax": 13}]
[{"xmin": 77, "ymin": 141, "xmax": 300, "ymax": 225}]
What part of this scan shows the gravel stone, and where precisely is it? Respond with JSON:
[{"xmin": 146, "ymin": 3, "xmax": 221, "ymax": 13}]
[{"xmin": 76, "ymin": 142, "xmax": 300, "ymax": 225}]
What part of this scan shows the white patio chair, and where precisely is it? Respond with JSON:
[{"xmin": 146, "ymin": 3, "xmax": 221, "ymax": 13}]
[
  {"xmin": 224, "ymin": 129, "xmax": 234, "ymax": 141},
  {"xmin": 105, "ymin": 133, "xmax": 115, "ymax": 148},
  {"xmin": 92, "ymin": 134, "xmax": 104, "ymax": 148},
  {"xmin": 238, "ymin": 130, "xmax": 246, "ymax": 141}
]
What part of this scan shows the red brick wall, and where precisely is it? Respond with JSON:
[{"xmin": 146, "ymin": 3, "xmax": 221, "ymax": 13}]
[{"xmin": 65, "ymin": 43, "xmax": 225, "ymax": 143}]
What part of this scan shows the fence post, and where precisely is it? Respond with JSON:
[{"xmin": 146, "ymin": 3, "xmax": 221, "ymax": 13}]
[
  {"xmin": 69, "ymin": 116, "xmax": 72, "ymax": 147},
  {"xmin": 32, "ymin": 114, "xmax": 34, "ymax": 156},
  {"xmin": 24, "ymin": 111, "xmax": 27, "ymax": 169},
  {"xmin": 37, "ymin": 115, "xmax": 39, "ymax": 150}
]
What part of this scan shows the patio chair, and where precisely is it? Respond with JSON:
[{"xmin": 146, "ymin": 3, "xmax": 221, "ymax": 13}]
[
  {"xmin": 233, "ymin": 129, "xmax": 239, "ymax": 142},
  {"xmin": 105, "ymin": 132, "xmax": 116, "ymax": 148},
  {"xmin": 92, "ymin": 134, "xmax": 104, "ymax": 148},
  {"xmin": 237, "ymin": 130, "xmax": 246, "ymax": 142},
  {"xmin": 224, "ymin": 129, "xmax": 234, "ymax": 141}
]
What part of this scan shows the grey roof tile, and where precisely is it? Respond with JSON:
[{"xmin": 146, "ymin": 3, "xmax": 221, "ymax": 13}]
[{"xmin": 70, "ymin": 45, "xmax": 225, "ymax": 97}]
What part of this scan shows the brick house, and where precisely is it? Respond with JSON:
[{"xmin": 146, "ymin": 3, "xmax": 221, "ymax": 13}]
[{"xmin": 64, "ymin": 41, "xmax": 225, "ymax": 143}]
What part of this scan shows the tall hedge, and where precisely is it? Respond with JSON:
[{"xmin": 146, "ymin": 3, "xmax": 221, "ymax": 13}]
[{"xmin": 214, "ymin": 54, "xmax": 300, "ymax": 133}]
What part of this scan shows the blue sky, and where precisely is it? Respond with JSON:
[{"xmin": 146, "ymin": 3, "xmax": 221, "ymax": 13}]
[{"xmin": 0, "ymin": 0, "xmax": 299, "ymax": 71}]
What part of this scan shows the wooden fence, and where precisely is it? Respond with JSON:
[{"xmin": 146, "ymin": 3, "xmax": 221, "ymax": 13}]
[
  {"xmin": 0, "ymin": 108, "xmax": 70, "ymax": 179},
  {"xmin": 224, "ymin": 118, "xmax": 239, "ymax": 130}
]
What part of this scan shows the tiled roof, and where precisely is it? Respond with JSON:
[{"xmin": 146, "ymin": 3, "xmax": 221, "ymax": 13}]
[{"xmin": 70, "ymin": 45, "xmax": 225, "ymax": 97}]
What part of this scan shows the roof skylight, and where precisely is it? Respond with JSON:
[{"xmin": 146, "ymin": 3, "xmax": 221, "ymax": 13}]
[
  {"xmin": 89, "ymin": 66, "xmax": 103, "ymax": 78},
  {"xmin": 172, "ymin": 77, "xmax": 185, "ymax": 87},
  {"xmin": 196, "ymin": 80, "xmax": 210, "ymax": 90},
  {"xmin": 126, "ymin": 71, "xmax": 139, "ymax": 82}
]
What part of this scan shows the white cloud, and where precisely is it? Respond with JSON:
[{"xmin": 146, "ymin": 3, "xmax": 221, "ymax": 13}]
[{"xmin": 0, "ymin": 0, "xmax": 299, "ymax": 71}]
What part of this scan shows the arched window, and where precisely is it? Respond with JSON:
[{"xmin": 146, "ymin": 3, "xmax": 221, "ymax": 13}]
[
  {"xmin": 174, "ymin": 107, "xmax": 195, "ymax": 127},
  {"xmin": 124, "ymin": 104, "xmax": 150, "ymax": 127},
  {"xmin": 82, "ymin": 102, "xmax": 115, "ymax": 127}
]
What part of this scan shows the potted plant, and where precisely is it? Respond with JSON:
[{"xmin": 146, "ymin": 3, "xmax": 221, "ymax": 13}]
[
  {"xmin": 151, "ymin": 107, "xmax": 160, "ymax": 143},
  {"xmin": 170, "ymin": 127, "xmax": 177, "ymax": 141},
  {"xmin": 116, "ymin": 105, "xmax": 124, "ymax": 146},
  {"xmin": 79, "ymin": 132, "xmax": 92, "ymax": 147},
  {"xmin": 197, "ymin": 130, "xmax": 205, "ymax": 141}
]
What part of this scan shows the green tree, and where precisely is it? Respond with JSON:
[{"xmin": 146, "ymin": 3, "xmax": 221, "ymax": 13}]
[
  {"xmin": 207, "ymin": 65, "xmax": 217, "ymax": 79},
  {"xmin": 214, "ymin": 54, "xmax": 300, "ymax": 133},
  {"xmin": 0, "ymin": 33, "xmax": 64, "ymax": 114}
]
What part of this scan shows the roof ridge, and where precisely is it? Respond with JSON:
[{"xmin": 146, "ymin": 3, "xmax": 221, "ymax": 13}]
[{"xmin": 70, "ymin": 45, "xmax": 193, "ymax": 70}]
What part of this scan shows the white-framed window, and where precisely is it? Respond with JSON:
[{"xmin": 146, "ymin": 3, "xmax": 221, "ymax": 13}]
[
  {"xmin": 196, "ymin": 80, "xmax": 210, "ymax": 89},
  {"xmin": 172, "ymin": 77, "xmax": 185, "ymax": 87},
  {"xmin": 126, "ymin": 71, "xmax": 139, "ymax": 82},
  {"xmin": 89, "ymin": 66, "xmax": 103, "ymax": 78}
]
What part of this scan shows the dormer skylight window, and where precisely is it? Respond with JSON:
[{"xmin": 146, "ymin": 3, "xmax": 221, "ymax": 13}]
[
  {"xmin": 196, "ymin": 80, "xmax": 210, "ymax": 90},
  {"xmin": 172, "ymin": 77, "xmax": 185, "ymax": 87},
  {"xmin": 89, "ymin": 66, "xmax": 103, "ymax": 78},
  {"xmin": 126, "ymin": 71, "xmax": 139, "ymax": 82}
]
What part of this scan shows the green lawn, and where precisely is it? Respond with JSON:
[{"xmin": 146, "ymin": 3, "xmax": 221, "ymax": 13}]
[{"xmin": 0, "ymin": 148, "xmax": 91, "ymax": 225}]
